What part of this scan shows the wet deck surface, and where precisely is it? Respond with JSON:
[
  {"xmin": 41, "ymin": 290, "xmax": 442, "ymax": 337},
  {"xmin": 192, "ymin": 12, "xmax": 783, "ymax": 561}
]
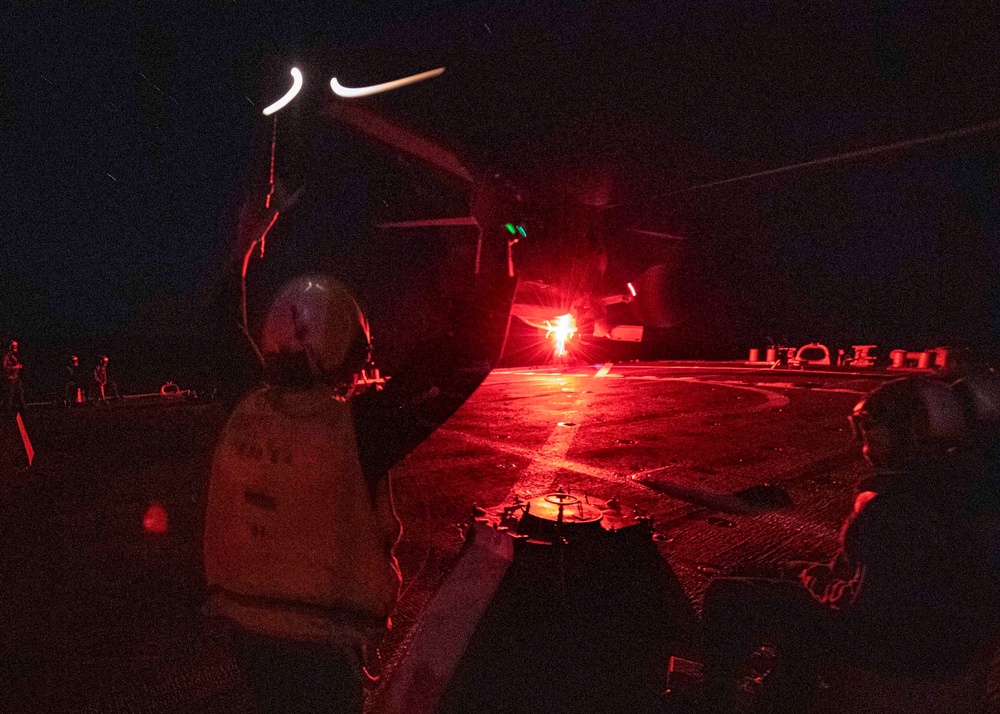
[{"xmin": 1, "ymin": 363, "xmax": 894, "ymax": 712}]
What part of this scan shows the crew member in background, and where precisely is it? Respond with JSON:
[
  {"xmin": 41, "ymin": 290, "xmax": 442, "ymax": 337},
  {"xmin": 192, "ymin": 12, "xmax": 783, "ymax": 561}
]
[
  {"xmin": 3, "ymin": 340, "xmax": 27, "ymax": 413},
  {"xmin": 204, "ymin": 263, "xmax": 514, "ymax": 710},
  {"xmin": 64, "ymin": 355, "xmax": 84, "ymax": 406},
  {"xmin": 700, "ymin": 377, "xmax": 1000, "ymax": 713},
  {"xmin": 91, "ymin": 355, "xmax": 119, "ymax": 403}
]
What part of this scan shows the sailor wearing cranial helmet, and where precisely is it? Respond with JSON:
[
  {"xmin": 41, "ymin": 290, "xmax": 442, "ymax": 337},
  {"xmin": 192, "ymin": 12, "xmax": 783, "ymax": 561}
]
[{"xmin": 205, "ymin": 267, "xmax": 514, "ymax": 713}]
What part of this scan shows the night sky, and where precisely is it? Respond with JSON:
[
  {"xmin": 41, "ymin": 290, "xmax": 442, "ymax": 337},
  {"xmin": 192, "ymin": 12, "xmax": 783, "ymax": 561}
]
[{"xmin": 4, "ymin": 1, "xmax": 1000, "ymax": 393}]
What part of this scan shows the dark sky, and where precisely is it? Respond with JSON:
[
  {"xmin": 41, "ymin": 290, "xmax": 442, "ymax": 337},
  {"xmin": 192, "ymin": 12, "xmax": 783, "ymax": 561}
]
[{"xmin": 4, "ymin": 1, "xmax": 1000, "ymax": 386}]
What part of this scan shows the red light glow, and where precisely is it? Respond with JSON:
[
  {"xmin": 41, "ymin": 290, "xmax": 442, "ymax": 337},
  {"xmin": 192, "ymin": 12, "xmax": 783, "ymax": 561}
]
[
  {"xmin": 143, "ymin": 502, "xmax": 168, "ymax": 534},
  {"xmin": 544, "ymin": 313, "xmax": 578, "ymax": 357},
  {"xmin": 16, "ymin": 412, "xmax": 34, "ymax": 466}
]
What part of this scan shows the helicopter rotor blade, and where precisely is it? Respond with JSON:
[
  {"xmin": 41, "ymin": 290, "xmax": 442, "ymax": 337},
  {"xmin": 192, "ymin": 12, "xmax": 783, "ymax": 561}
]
[
  {"xmin": 322, "ymin": 102, "xmax": 474, "ymax": 185},
  {"xmin": 627, "ymin": 228, "xmax": 688, "ymax": 241},
  {"xmin": 378, "ymin": 217, "xmax": 479, "ymax": 229}
]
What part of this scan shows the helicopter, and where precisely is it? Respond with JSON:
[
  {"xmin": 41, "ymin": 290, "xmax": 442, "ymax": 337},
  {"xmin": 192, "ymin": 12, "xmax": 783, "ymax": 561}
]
[
  {"xmin": 225, "ymin": 63, "xmax": 697, "ymax": 368},
  {"xmin": 316, "ymin": 95, "xmax": 690, "ymax": 363}
]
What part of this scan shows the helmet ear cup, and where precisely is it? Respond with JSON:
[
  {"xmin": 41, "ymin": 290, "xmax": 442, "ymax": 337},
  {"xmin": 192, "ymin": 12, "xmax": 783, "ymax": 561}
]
[
  {"xmin": 952, "ymin": 375, "xmax": 1000, "ymax": 427},
  {"xmin": 916, "ymin": 378, "xmax": 967, "ymax": 444}
]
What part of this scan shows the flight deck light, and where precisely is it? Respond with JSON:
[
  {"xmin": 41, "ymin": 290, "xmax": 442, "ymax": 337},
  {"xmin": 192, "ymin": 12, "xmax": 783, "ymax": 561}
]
[{"xmin": 627, "ymin": 282, "xmax": 636, "ymax": 297}]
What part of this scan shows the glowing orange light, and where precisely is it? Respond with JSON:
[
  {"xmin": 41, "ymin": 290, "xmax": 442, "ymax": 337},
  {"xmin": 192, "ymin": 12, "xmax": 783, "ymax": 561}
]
[
  {"xmin": 544, "ymin": 313, "xmax": 578, "ymax": 357},
  {"xmin": 627, "ymin": 282, "xmax": 636, "ymax": 297},
  {"xmin": 143, "ymin": 502, "xmax": 168, "ymax": 534}
]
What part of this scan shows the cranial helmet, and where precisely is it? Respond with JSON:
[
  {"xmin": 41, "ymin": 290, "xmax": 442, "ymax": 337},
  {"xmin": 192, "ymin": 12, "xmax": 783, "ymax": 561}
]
[
  {"xmin": 261, "ymin": 275, "xmax": 371, "ymax": 387},
  {"xmin": 951, "ymin": 373, "xmax": 1000, "ymax": 428},
  {"xmin": 850, "ymin": 377, "xmax": 968, "ymax": 468}
]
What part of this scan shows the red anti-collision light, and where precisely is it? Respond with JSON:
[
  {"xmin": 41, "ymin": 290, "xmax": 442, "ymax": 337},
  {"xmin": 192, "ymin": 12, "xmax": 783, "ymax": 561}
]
[
  {"xmin": 544, "ymin": 313, "xmax": 578, "ymax": 357},
  {"xmin": 143, "ymin": 502, "xmax": 168, "ymax": 534}
]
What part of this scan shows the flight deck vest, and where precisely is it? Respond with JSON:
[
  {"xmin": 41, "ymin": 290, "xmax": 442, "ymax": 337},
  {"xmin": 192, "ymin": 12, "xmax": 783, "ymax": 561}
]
[{"xmin": 203, "ymin": 386, "xmax": 401, "ymax": 645}]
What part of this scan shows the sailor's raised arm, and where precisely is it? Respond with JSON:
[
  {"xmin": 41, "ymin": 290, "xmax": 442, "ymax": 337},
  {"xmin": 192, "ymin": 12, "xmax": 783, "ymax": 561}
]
[{"xmin": 352, "ymin": 228, "xmax": 516, "ymax": 481}]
